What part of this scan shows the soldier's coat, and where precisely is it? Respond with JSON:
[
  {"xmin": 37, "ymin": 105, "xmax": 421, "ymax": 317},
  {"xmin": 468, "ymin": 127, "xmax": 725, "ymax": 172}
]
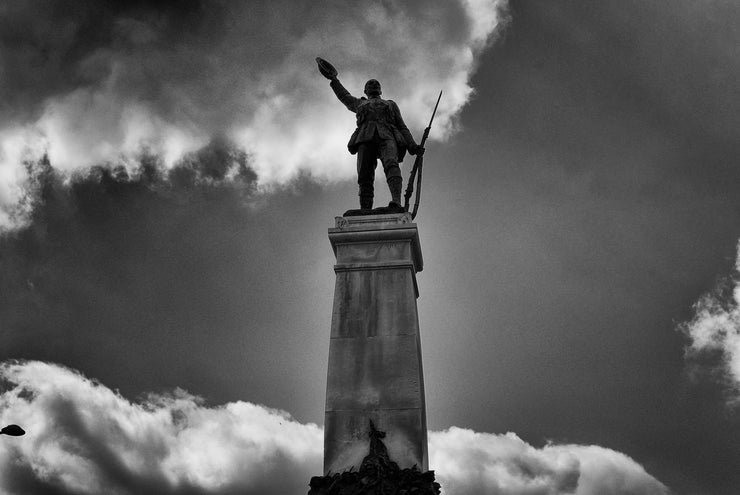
[{"xmin": 330, "ymin": 79, "xmax": 415, "ymax": 162}]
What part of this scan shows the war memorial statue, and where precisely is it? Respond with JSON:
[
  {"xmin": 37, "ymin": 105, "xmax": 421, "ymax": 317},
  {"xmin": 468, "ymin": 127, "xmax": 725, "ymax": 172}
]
[
  {"xmin": 317, "ymin": 57, "xmax": 424, "ymax": 215},
  {"xmin": 307, "ymin": 57, "xmax": 441, "ymax": 495}
]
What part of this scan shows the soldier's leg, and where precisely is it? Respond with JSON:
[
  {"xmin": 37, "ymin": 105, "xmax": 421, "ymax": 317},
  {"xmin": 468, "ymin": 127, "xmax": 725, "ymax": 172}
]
[
  {"xmin": 356, "ymin": 142, "xmax": 378, "ymax": 210},
  {"xmin": 379, "ymin": 139, "xmax": 403, "ymax": 209}
]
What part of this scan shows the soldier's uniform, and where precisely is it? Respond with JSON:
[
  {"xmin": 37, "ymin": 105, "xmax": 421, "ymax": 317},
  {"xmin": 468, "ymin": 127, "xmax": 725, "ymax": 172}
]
[{"xmin": 330, "ymin": 79, "xmax": 418, "ymax": 210}]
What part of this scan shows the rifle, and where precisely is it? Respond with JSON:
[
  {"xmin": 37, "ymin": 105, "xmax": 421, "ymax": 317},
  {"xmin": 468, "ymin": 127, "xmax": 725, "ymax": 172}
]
[{"xmin": 404, "ymin": 90, "xmax": 442, "ymax": 220}]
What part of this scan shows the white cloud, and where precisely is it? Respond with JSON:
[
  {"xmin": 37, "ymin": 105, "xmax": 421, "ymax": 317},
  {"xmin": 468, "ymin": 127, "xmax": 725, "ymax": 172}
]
[
  {"xmin": 681, "ymin": 239, "xmax": 740, "ymax": 400},
  {"xmin": 0, "ymin": 361, "xmax": 323, "ymax": 494},
  {"xmin": 0, "ymin": 0, "xmax": 509, "ymax": 228},
  {"xmin": 0, "ymin": 361, "xmax": 668, "ymax": 495},
  {"xmin": 430, "ymin": 428, "xmax": 669, "ymax": 495},
  {"xmin": 36, "ymin": 84, "xmax": 207, "ymax": 174}
]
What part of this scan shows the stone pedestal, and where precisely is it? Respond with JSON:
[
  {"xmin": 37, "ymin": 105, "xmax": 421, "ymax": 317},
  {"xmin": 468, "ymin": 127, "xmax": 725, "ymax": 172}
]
[{"xmin": 324, "ymin": 213, "xmax": 428, "ymax": 474}]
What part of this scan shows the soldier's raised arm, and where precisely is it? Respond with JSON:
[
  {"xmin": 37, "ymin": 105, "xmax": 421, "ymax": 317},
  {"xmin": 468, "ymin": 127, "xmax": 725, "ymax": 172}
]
[
  {"xmin": 330, "ymin": 78, "xmax": 362, "ymax": 113},
  {"xmin": 317, "ymin": 57, "xmax": 362, "ymax": 113}
]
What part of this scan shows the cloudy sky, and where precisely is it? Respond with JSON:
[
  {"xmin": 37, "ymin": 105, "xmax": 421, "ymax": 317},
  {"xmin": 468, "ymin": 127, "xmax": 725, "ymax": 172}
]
[{"xmin": 2, "ymin": 1, "xmax": 740, "ymax": 494}]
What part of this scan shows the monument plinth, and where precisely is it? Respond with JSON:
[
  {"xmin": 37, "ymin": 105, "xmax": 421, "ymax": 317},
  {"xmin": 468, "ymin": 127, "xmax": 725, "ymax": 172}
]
[{"xmin": 324, "ymin": 212, "xmax": 428, "ymax": 474}]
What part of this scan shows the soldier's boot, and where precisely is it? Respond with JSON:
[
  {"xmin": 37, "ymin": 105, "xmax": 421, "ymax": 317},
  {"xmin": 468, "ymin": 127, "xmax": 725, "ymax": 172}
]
[{"xmin": 387, "ymin": 176, "xmax": 404, "ymax": 212}]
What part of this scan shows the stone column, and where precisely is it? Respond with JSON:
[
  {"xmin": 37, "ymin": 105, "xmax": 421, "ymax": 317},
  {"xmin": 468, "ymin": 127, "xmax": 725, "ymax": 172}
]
[{"xmin": 324, "ymin": 212, "xmax": 428, "ymax": 474}]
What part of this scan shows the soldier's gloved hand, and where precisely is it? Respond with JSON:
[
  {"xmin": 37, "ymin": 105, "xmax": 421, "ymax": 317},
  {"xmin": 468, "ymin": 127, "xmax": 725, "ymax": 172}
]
[{"xmin": 409, "ymin": 144, "xmax": 425, "ymax": 156}]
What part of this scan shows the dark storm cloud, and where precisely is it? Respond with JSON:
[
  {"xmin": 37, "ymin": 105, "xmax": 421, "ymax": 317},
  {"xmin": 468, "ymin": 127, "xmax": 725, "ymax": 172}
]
[
  {"xmin": 1, "ymin": 0, "xmax": 239, "ymax": 127},
  {"xmin": 0, "ymin": 361, "xmax": 668, "ymax": 495},
  {"xmin": 0, "ymin": 143, "xmax": 260, "ymax": 398},
  {"xmin": 0, "ymin": 0, "xmax": 503, "ymax": 129}
]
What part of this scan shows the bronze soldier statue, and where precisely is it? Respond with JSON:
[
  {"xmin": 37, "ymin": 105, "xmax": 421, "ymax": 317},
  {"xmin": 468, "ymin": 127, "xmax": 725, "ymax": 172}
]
[{"xmin": 317, "ymin": 58, "xmax": 423, "ymax": 213}]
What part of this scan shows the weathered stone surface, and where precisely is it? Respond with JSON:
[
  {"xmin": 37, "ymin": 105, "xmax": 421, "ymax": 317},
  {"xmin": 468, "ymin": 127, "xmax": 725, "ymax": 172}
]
[{"xmin": 324, "ymin": 213, "xmax": 428, "ymax": 474}]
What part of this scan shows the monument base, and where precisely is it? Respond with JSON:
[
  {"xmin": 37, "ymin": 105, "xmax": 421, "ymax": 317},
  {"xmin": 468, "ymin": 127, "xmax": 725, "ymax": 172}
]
[
  {"xmin": 324, "ymin": 213, "xmax": 428, "ymax": 473},
  {"xmin": 308, "ymin": 422, "xmax": 440, "ymax": 495}
]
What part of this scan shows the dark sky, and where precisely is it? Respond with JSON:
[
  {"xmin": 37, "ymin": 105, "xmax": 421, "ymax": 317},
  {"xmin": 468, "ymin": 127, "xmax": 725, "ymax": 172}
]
[{"xmin": 2, "ymin": 1, "xmax": 740, "ymax": 494}]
